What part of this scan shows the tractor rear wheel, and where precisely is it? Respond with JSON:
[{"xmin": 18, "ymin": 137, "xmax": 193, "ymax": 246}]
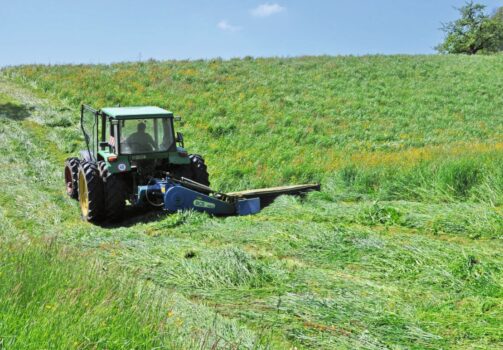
[
  {"xmin": 78, "ymin": 161, "xmax": 104, "ymax": 223},
  {"xmin": 98, "ymin": 161, "xmax": 127, "ymax": 221},
  {"xmin": 64, "ymin": 157, "xmax": 80, "ymax": 199}
]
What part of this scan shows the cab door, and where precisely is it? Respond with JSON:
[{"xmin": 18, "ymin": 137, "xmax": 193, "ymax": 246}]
[{"xmin": 80, "ymin": 105, "xmax": 99, "ymax": 160}]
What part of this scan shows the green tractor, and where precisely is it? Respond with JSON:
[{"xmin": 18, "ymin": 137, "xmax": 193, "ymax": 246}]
[{"xmin": 64, "ymin": 105, "xmax": 209, "ymax": 222}]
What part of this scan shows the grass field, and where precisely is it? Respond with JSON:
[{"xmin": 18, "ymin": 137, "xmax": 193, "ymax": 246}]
[{"xmin": 0, "ymin": 55, "xmax": 502, "ymax": 349}]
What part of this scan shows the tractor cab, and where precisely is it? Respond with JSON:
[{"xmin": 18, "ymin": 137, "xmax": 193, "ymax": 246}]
[
  {"xmin": 80, "ymin": 105, "xmax": 190, "ymax": 170},
  {"xmin": 100, "ymin": 106, "xmax": 178, "ymax": 155}
]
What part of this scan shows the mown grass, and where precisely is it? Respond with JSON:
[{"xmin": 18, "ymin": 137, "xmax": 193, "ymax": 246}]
[
  {"xmin": 1, "ymin": 55, "xmax": 502, "ymax": 349},
  {"xmin": 0, "ymin": 238, "xmax": 266, "ymax": 350}
]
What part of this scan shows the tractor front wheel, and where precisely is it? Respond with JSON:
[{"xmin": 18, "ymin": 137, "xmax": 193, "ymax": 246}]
[
  {"xmin": 78, "ymin": 161, "xmax": 105, "ymax": 223},
  {"xmin": 64, "ymin": 157, "xmax": 80, "ymax": 199},
  {"xmin": 190, "ymin": 154, "xmax": 210, "ymax": 186},
  {"xmin": 173, "ymin": 154, "xmax": 210, "ymax": 186}
]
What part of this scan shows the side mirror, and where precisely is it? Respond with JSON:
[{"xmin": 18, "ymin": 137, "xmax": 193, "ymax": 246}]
[{"xmin": 176, "ymin": 132, "xmax": 184, "ymax": 148}]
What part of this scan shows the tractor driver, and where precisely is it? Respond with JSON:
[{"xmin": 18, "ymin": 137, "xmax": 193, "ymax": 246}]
[{"xmin": 126, "ymin": 122, "xmax": 157, "ymax": 152}]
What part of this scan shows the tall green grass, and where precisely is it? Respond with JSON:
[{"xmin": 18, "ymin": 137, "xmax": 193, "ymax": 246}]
[
  {"xmin": 328, "ymin": 151, "xmax": 503, "ymax": 204},
  {"xmin": 3, "ymin": 55, "xmax": 502, "ymax": 200}
]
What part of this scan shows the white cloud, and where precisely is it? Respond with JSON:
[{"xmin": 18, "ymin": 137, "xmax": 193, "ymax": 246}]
[
  {"xmin": 217, "ymin": 20, "xmax": 242, "ymax": 32},
  {"xmin": 251, "ymin": 3, "xmax": 285, "ymax": 17}
]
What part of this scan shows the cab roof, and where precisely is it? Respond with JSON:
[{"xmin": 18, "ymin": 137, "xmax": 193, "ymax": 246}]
[{"xmin": 100, "ymin": 106, "xmax": 173, "ymax": 119}]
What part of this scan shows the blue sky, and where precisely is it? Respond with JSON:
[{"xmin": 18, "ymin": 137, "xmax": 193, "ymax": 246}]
[{"xmin": 1, "ymin": 0, "xmax": 502, "ymax": 66}]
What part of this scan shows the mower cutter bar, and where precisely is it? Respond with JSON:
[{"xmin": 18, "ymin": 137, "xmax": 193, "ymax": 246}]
[{"xmin": 227, "ymin": 183, "xmax": 321, "ymax": 207}]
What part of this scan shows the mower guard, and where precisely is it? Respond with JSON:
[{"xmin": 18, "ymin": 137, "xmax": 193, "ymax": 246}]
[{"xmin": 136, "ymin": 178, "xmax": 319, "ymax": 216}]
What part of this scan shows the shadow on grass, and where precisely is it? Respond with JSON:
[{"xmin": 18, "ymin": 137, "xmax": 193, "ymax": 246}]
[
  {"xmin": 98, "ymin": 207, "xmax": 169, "ymax": 229},
  {"xmin": 0, "ymin": 103, "xmax": 33, "ymax": 120}
]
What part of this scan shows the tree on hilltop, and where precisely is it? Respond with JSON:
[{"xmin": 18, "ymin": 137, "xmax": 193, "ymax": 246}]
[{"xmin": 436, "ymin": 1, "xmax": 503, "ymax": 54}]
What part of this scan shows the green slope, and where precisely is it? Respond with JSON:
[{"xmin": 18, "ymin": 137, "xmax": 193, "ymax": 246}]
[
  {"xmin": 1, "ymin": 56, "xmax": 502, "ymax": 349},
  {"xmin": 4, "ymin": 55, "xmax": 502, "ymax": 198}
]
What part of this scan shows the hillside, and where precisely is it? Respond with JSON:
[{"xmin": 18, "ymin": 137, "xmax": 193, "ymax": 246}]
[
  {"xmin": 1, "ymin": 55, "xmax": 502, "ymax": 349},
  {"xmin": 4, "ymin": 55, "xmax": 503, "ymax": 198}
]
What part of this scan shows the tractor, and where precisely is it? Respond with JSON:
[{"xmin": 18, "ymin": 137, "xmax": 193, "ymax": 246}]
[{"xmin": 65, "ymin": 105, "xmax": 320, "ymax": 223}]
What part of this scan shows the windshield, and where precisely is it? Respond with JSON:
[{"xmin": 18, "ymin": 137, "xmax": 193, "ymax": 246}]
[{"xmin": 119, "ymin": 118, "xmax": 174, "ymax": 154}]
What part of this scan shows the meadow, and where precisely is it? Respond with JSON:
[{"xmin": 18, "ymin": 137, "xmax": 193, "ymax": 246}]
[{"xmin": 0, "ymin": 55, "xmax": 502, "ymax": 349}]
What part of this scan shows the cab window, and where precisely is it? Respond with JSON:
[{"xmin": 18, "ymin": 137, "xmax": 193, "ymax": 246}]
[{"xmin": 119, "ymin": 118, "xmax": 174, "ymax": 154}]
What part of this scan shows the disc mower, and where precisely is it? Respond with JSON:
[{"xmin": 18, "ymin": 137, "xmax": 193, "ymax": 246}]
[{"xmin": 64, "ymin": 105, "xmax": 319, "ymax": 223}]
